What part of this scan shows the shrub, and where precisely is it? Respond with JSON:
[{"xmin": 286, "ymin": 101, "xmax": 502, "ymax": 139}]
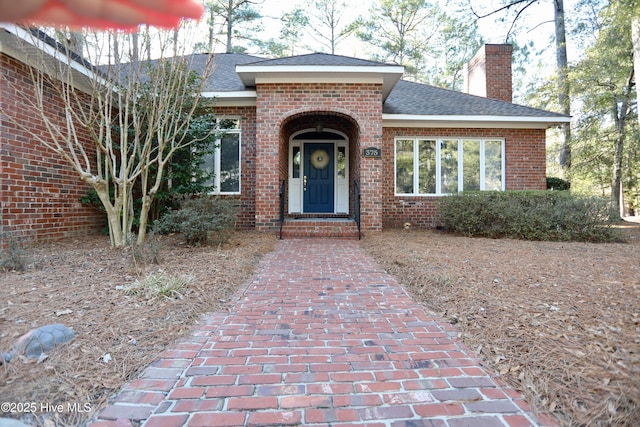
[
  {"xmin": 0, "ymin": 234, "xmax": 32, "ymax": 272},
  {"xmin": 437, "ymin": 191, "xmax": 622, "ymax": 242},
  {"xmin": 154, "ymin": 196, "xmax": 237, "ymax": 245},
  {"xmin": 132, "ymin": 230, "xmax": 162, "ymax": 267},
  {"xmin": 546, "ymin": 177, "xmax": 571, "ymax": 190}
]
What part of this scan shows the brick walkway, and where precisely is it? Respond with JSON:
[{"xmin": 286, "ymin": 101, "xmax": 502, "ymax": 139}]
[{"xmin": 91, "ymin": 239, "xmax": 555, "ymax": 427}]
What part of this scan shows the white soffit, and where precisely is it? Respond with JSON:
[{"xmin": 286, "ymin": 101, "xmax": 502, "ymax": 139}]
[
  {"xmin": 382, "ymin": 114, "xmax": 573, "ymax": 129},
  {"xmin": 202, "ymin": 91, "xmax": 257, "ymax": 107}
]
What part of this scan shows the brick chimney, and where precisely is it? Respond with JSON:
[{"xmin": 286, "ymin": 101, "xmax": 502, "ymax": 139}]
[{"xmin": 464, "ymin": 44, "xmax": 513, "ymax": 103}]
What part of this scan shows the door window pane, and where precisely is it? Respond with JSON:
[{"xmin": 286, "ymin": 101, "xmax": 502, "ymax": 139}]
[
  {"xmin": 440, "ymin": 140, "xmax": 458, "ymax": 194},
  {"xmin": 418, "ymin": 139, "xmax": 436, "ymax": 194},
  {"xmin": 337, "ymin": 146, "xmax": 346, "ymax": 179},
  {"xmin": 396, "ymin": 139, "xmax": 414, "ymax": 194},
  {"xmin": 292, "ymin": 146, "xmax": 301, "ymax": 178}
]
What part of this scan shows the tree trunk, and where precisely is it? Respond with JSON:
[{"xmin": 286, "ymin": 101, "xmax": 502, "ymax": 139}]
[
  {"xmin": 137, "ymin": 195, "xmax": 152, "ymax": 246},
  {"xmin": 208, "ymin": 3, "xmax": 215, "ymax": 52},
  {"xmin": 112, "ymin": 33, "xmax": 121, "ymax": 64},
  {"xmin": 226, "ymin": 0, "xmax": 233, "ymax": 52},
  {"xmin": 554, "ymin": 0, "xmax": 572, "ymax": 179},
  {"xmin": 610, "ymin": 68, "xmax": 634, "ymax": 220},
  {"xmin": 92, "ymin": 183, "xmax": 127, "ymax": 247},
  {"xmin": 611, "ymin": 130, "xmax": 624, "ymax": 221},
  {"xmin": 131, "ymin": 32, "xmax": 139, "ymax": 62},
  {"xmin": 145, "ymin": 26, "xmax": 152, "ymax": 61},
  {"xmin": 632, "ymin": 17, "xmax": 640, "ymax": 133},
  {"xmin": 107, "ymin": 209, "xmax": 126, "ymax": 248}
]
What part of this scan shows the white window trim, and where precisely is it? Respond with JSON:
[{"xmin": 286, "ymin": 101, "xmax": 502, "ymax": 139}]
[
  {"xmin": 209, "ymin": 117, "xmax": 242, "ymax": 195},
  {"xmin": 394, "ymin": 137, "xmax": 505, "ymax": 196}
]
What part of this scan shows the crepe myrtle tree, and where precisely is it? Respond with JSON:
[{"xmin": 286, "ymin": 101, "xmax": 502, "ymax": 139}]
[{"xmin": 3, "ymin": 27, "xmax": 216, "ymax": 247}]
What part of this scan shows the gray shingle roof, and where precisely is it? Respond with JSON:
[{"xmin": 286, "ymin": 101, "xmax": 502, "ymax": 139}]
[
  {"xmin": 103, "ymin": 53, "xmax": 261, "ymax": 92},
  {"xmin": 240, "ymin": 52, "xmax": 397, "ymax": 67},
  {"xmin": 202, "ymin": 53, "xmax": 262, "ymax": 91},
  {"xmin": 383, "ymin": 79, "xmax": 568, "ymax": 118},
  {"xmin": 115, "ymin": 52, "xmax": 567, "ymax": 120}
]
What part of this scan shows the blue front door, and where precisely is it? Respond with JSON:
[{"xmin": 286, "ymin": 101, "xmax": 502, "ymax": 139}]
[{"xmin": 304, "ymin": 143, "xmax": 334, "ymax": 213}]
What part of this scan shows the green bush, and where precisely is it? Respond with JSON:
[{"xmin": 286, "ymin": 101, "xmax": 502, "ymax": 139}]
[
  {"xmin": 437, "ymin": 191, "xmax": 622, "ymax": 242},
  {"xmin": 154, "ymin": 196, "xmax": 237, "ymax": 246},
  {"xmin": 546, "ymin": 177, "xmax": 571, "ymax": 190}
]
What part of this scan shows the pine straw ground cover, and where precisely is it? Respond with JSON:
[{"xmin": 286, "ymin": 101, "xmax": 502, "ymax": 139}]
[
  {"xmin": 362, "ymin": 222, "xmax": 640, "ymax": 427},
  {"xmin": 2, "ymin": 225, "xmax": 639, "ymax": 427},
  {"xmin": 0, "ymin": 231, "xmax": 276, "ymax": 426}
]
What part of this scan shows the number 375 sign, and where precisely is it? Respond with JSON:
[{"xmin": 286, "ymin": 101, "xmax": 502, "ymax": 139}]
[{"xmin": 363, "ymin": 147, "xmax": 381, "ymax": 158}]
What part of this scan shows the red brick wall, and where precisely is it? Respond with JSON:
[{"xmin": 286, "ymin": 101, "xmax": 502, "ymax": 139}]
[
  {"xmin": 254, "ymin": 82, "xmax": 383, "ymax": 232},
  {"xmin": 1, "ymin": 53, "xmax": 103, "ymax": 245},
  {"xmin": 212, "ymin": 106, "xmax": 256, "ymax": 229},
  {"xmin": 381, "ymin": 127, "xmax": 546, "ymax": 229},
  {"xmin": 465, "ymin": 44, "xmax": 513, "ymax": 103}
]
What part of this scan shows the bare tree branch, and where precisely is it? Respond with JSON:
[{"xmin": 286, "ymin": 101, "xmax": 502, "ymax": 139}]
[
  {"xmin": 1, "ymin": 25, "xmax": 217, "ymax": 247},
  {"xmin": 469, "ymin": 0, "xmax": 535, "ymax": 20}
]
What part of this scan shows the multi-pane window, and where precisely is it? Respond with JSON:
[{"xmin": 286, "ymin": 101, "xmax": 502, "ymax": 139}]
[
  {"xmin": 395, "ymin": 137, "xmax": 504, "ymax": 195},
  {"xmin": 202, "ymin": 118, "xmax": 241, "ymax": 194}
]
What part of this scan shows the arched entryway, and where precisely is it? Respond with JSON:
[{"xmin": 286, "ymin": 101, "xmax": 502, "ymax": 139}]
[{"xmin": 280, "ymin": 112, "xmax": 360, "ymax": 217}]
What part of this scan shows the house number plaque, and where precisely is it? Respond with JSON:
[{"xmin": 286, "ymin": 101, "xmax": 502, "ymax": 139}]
[{"xmin": 363, "ymin": 147, "xmax": 381, "ymax": 158}]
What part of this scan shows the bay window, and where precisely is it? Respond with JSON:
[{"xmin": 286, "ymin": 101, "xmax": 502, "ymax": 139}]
[{"xmin": 395, "ymin": 137, "xmax": 504, "ymax": 195}]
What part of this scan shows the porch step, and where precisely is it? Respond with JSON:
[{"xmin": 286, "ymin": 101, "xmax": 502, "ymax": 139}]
[{"xmin": 279, "ymin": 218, "xmax": 360, "ymax": 239}]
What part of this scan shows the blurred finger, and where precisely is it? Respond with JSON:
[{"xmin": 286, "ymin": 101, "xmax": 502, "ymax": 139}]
[
  {"xmin": 29, "ymin": 0, "xmax": 202, "ymax": 29},
  {"xmin": 0, "ymin": 0, "xmax": 48, "ymax": 22},
  {"xmin": 127, "ymin": 0, "xmax": 204, "ymax": 20}
]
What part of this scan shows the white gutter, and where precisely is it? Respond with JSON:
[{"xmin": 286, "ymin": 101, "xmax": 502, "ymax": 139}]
[
  {"xmin": 383, "ymin": 114, "xmax": 572, "ymax": 129},
  {"xmin": 0, "ymin": 24, "xmax": 108, "ymax": 88},
  {"xmin": 202, "ymin": 90, "xmax": 257, "ymax": 98},
  {"xmin": 201, "ymin": 90, "xmax": 257, "ymax": 107}
]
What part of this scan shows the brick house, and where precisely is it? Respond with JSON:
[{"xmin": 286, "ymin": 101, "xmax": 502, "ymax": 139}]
[
  {"xmin": 1, "ymin": 26, "xmax": 104, "ymax": 244},
  {"xmin": 202, "ymin": 45, "xmax": 569, "ymax": 237},
  {"xmin": 1, "ymin": 26, "xmax": 570, "ymax": 242}
]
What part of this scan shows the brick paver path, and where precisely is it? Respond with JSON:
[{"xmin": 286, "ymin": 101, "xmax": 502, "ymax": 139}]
[{"xmin": 92, "ymin": 239, "xmax": 556, "ymax": 427}]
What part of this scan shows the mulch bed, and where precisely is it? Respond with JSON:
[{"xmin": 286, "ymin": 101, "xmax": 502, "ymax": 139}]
[
  {"xmin": 0, "ymin": 231, "xmax": 277, "ymax": 426},
  {"xmin": 362, "ymin": 221, "xmax": 640, "ymax": 426},
  {"xmin": 2, "ymin": 222, "xmax": 639, "ymax": 426}
]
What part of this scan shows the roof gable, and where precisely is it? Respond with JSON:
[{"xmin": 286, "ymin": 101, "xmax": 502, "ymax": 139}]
[
  {"xmin": 244, "ymin": 52, "xmax": 396, "ymax": 67},
  {"xmin": 234, "ymin": 52, "xmax": 404, "ymax": 101}
]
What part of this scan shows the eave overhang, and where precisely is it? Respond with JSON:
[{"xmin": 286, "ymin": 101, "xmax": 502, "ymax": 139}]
[
  {"xmin": 382, "ymin": 114, "xmax": 572, "ymax": 129},
  {"xmin": 202, "ymin": 90, "xmax": 257, "ymax": 107},
  {"xmin": 0, "ymin": 24, "xmax": 104, "ymax": 94},
  {"xmin": 235, "ymin": 64, "xmax": 405, "ymax": 101}
]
